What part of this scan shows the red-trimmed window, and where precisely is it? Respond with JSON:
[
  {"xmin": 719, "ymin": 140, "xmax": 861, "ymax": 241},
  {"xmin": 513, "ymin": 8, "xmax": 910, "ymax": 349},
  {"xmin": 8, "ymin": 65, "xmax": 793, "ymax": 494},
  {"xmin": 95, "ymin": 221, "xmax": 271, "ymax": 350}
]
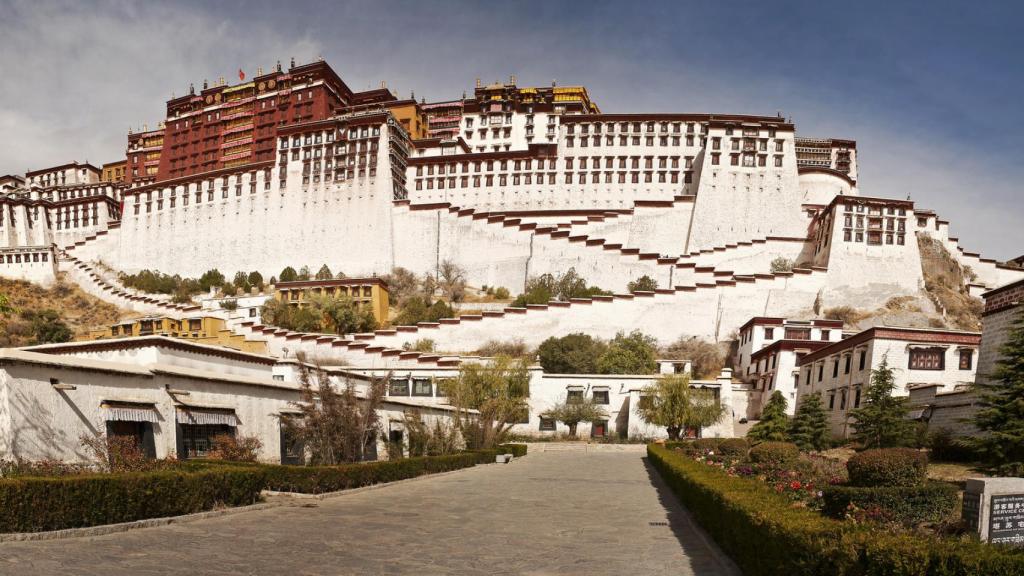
[{"xmin": 909, "ymin": 348, "xmax": 945, "ymax": 370}]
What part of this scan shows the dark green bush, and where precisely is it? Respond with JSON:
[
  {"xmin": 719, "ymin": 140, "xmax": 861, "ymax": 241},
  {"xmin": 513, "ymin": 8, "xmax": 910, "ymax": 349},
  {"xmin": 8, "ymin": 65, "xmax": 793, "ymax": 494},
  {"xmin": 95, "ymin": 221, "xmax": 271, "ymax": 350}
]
[
  {"xmin": 647, "ymin": 443, "xmax": 1024, "ymax": 576},
  {"xmin": 927, "ymin": 429, "xmax": 981, "ymax": 463},
  {"xmin": 692, "ymin": 438, "xmax": 723, "ymax": 453},
  {"xmin": 497, "ymin": 443, "xmax": 528, "ymax": 457},
  {"xmin": 717, "ymin": 438, "xmax": 749, "ymax": 458},
  {"xmin": 822, "ymin": 482, "xmax": 959, "ymax": 526},
  {"xmin": 748, "ymin": 441, "xmax": 800, "ymax": 467},
  {"xmin": 0, "ymin": 468, "xmax": 264, "ymax": 533},
  {"xmin": 847, "ymin": 448, "xmax": 926, "ymax": 487}
]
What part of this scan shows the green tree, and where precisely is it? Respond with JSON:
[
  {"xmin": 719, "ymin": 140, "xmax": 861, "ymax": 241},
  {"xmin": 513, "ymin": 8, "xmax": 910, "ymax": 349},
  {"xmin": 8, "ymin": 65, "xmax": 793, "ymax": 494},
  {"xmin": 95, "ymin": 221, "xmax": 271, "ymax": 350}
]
[
  {"xmin": 315, "ymin": 264, "xmax": 333, "ymax": 280},
  {"xmin": 198, "ymin": 269, "xmax": 225, "ymax": 292},
  {"xmin": 512, "ymin": 268, "xmax": 610, "ymax": 307},
  {"xmin": 627, "ymin": 275, "xmax": 658, "ymax": 292},
  {"xmin": 966, "ymin": 308, "xmax": 1024, "ymax": 474},
  {"xmin": 788, "ymin": 392, "xmax": 830, "ymax": 451},
  {"xmin": 297, "ymin": 265, "xmax": 312, "ymax": 281},
  {"xmin": 312, "ymin": 295, "xmax": 378, "ymax": 334},
  {"xmin": 446, "ymin": 356, "xmax": 531, "ymax": 449},
  {"xmin": 537, "ymin": 333, "xmax": 607, "ymax": 374},
  {"xmin": 596, "ymin": 331, "xmax": 657, "ymax": 374},
  {"xmin": 849, "ymin": 357, "xmax": 914, "ymax": 449},
  {"xmin": 24, "ymin": 309, "xmax": 72, "ymax": 344},
  {"xmin": 545, "ymin": 396, "xmax": 608, "ymax": 437},
  {"xmin": 232, "ymin": 271, "xmax": 251, "ymax": 293},
  {"xmin": 747, "ymin": 390, "xmax": 790, "ymax": 443},
  {"xmin": 393, "ymin": 297, "xmax": 454, "ymax": 327},
  {"xmin": 636, "ymin": 373, "xmax": 726, "ymax": 439},
  {"xmin": 279, "ymin": 267, "xmax": 298, "ymax": 282},
  {"xmin": 0, "ymin": 293, "xmax": 13, "ymax": 316},
  {"xmin": 246, "ymin": 271, "xmax": 264, "ymax": 290}
]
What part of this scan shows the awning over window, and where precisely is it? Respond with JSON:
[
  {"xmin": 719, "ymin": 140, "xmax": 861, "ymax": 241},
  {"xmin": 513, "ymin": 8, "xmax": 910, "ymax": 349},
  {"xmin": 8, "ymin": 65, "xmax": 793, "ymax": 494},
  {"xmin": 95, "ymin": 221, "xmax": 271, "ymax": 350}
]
[
  {"xmin": 906, "ymin": 408, "xmax": 929, "ymax": 421},
  {"xmin": 591, "ymin": 385, "xmax": 611, "ymax": 391},
  {"xmin": 176, "ymin": 406, "xmax": 239, "ymax": 426},
  {"xmin": 566, "ymin": 385, "xmax": 585, "ymax": 391},
  {"xmin": 102, "ymin": 401, "xmax": 159, "ymax": 423}
]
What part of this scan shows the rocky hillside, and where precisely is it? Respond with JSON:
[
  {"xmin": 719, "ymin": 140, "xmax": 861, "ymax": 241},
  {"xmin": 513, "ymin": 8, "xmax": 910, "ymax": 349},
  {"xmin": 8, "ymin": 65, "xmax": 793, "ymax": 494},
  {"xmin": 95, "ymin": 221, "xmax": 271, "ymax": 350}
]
[{"xmin": 0, "ymin": 276, "xmax": 128, "ymax": 347}]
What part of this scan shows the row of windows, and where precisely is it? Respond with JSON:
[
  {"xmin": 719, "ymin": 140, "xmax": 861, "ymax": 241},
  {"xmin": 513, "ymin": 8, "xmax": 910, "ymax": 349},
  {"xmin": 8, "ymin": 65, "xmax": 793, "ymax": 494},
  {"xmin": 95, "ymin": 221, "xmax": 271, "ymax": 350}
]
[
  {"xmin": 802, "ymin": 347, "xmax": 974, "ymax": 389},
  {"xmin": 566, "ymin": 134, "xmax": 696, "ymax": 148},
  {"xmin": 711, "ymin": 137, "xmax": 785, "ymax": 152},
  {"xmin": 0, "ymin": 252, "xmax": 49, "ymax": 264},
  {"xmin": 843, "ymin": 230, "xmax": 906, "ymax": 245},
  {"xmin": 414, "ymin": 154, "xmax": 691, "ymax": 177},
  {"xmin": 415, "ymin": 170, "xmax": 690, "ymax": 190},
  {"xmin": 710, "ymin": 153, "xmax": 784, "ymax": 168},
  {"xmin": 566, "ymin": 121, "xmax": 701, "ymax": 135},
  {"xmin": 278, "ymin": 126, "xmax": 381, "ymax": 150}
]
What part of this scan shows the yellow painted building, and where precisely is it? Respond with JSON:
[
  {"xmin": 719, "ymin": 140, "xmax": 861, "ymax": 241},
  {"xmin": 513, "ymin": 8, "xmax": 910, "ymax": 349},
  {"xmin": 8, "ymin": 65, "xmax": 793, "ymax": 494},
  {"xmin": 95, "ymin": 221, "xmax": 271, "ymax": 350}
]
[
  {"xmin": 386, "ymin": 100, "xmax": 430, "ymax": 140},
  {"xmin": 274, "ymin": 278, "xmax": 390, "ymax": 324},
  {"xmin": 83, "ymin": 315, "xmax": 267, "ymax": 355},
  {"xmin": 101, "ymin": 160, "xmax": 127, "ymax": 183}
]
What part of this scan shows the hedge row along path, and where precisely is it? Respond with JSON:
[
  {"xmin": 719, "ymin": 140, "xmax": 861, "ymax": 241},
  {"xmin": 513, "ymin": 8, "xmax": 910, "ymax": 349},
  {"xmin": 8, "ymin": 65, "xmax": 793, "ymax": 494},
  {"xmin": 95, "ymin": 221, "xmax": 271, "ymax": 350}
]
[{"xmin": 0, "ymin": 450, "xmax": 738, "ymax": 575}]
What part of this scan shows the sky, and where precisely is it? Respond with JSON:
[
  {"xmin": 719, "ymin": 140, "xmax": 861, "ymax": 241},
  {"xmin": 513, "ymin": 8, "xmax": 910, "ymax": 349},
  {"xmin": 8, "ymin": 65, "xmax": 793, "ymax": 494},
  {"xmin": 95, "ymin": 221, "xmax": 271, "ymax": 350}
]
[{"xmin": 1, "ymin": 0, "xmax": 1021, "ymax": 258}]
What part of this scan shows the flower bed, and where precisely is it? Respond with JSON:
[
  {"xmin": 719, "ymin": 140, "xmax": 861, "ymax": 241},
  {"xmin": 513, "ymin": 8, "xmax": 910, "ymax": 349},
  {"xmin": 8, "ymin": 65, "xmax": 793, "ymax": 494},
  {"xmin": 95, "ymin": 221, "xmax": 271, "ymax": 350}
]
[{"xmin": 648, "ymin": 443, "xmax": 1024, "ymax": 575}]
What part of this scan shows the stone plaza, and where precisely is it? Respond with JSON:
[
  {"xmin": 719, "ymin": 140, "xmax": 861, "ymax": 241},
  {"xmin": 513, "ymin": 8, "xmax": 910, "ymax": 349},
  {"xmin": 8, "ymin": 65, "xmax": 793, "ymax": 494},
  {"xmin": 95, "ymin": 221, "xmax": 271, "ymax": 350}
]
[{"xmin": 0, "ymin": 447, "xmax": 738, "ymax": 576}]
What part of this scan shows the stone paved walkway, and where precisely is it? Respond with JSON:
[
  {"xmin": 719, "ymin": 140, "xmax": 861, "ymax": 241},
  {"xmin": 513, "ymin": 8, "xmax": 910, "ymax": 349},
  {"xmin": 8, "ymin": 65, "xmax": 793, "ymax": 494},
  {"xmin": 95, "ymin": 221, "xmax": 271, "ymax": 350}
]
[{"xmin": 0, "ymin": 449, "xmax": 739, "ymax": 575}]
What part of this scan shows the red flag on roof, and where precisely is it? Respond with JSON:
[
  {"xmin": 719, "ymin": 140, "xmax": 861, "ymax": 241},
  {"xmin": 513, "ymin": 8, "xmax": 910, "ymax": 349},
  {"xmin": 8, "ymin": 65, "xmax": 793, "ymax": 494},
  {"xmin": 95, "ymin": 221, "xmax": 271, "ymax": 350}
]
[{"xmin": 238, "ymin": 68, "xmax": 245, "ymax": 81}]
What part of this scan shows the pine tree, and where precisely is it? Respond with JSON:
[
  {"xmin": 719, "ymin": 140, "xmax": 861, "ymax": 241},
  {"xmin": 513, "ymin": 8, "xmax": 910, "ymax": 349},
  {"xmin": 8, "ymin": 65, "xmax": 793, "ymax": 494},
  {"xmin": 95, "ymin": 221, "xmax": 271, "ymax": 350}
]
[
  {"xmin": 967, "ymin": 307, "xmax": 1024, "ymax": 474},
  {"xmin": 747, "ymin": 390, "xmax": 790, "ymax": 443},
  {"xmin": 788, "ymin": 391, "xmax": 830, "ymax": 451},
  {"xmin": 849, "ymin": 357, "xmax": 914, "ymax": 448}
]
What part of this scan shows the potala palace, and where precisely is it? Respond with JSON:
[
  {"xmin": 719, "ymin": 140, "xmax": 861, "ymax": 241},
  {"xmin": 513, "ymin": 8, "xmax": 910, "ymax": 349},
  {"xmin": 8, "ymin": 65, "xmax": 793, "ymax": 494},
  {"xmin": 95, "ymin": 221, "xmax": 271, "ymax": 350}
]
[{"xmin": 2, "ymin": 58, "xmax": 1022, "ymax": 462}]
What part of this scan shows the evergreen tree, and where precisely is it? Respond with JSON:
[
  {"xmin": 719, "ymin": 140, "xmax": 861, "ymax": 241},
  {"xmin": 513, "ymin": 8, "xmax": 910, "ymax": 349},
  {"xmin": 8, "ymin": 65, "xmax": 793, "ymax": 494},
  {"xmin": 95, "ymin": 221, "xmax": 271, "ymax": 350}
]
[
  {"xmin": 247, "ymin": 271, "xmax": 264, "ymax": 290},
  {"xmin": 788, "ymin": 391, "xmax": 830, "ymax": 451},
  {"xmin": 747, "ymin": 390, "xmax": 789, "ymax": 443},
  {"xmin": 967, "ymin": 308, "xmax": 1024, "ymax": 474},
  {"xmin": 278, "ymin": 267, "xmax": 298, "ymax": 282},
  {"xmin": 849, "ymin": 357, "xmax": 914, "ymax": 448},
  {"xmin": 315, "ymin": 264, "xmax": 333, "ymax": 280}
]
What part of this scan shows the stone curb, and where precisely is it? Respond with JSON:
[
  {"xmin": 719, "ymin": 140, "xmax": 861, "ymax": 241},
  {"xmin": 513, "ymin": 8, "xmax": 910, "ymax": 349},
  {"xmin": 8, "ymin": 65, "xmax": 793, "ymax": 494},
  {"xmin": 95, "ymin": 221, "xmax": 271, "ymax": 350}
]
[{"xmin": 0, "ymin": 460, "xmax": 515, "ymax": 543}]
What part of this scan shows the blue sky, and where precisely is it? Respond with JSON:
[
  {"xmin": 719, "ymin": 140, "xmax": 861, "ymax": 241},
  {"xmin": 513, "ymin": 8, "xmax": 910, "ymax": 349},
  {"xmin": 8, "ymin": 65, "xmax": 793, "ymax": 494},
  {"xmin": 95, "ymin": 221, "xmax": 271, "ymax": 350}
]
[{"xmin": 1, "ymin": 0, "xmax": 1021, "ymax": 258}]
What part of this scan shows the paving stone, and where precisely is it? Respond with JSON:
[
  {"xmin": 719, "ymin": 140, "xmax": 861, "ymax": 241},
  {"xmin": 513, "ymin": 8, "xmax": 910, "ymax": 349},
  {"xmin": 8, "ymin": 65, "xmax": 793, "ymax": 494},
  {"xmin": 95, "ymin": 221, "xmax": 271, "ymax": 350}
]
[{"xmin": 0, "ymin": 451, "xmax": 739, "ymax": 575}]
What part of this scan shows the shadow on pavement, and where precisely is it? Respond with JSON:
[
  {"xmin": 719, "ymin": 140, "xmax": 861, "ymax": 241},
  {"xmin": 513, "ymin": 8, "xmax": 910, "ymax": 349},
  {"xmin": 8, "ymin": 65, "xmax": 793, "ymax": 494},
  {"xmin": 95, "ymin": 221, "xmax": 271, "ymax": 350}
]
[{"xmin": 641, "ymin": 456, "xmax": 743, "ymax": 576}]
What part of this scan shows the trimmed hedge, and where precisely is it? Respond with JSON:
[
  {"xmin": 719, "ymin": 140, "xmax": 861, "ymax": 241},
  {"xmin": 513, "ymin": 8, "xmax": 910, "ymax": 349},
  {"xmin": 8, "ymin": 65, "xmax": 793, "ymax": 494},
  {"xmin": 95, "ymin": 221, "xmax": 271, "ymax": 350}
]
[
  {"xmin": 822, "ymin": 482, "xmax": 959, "ymax": 526},
  {"xmin": 647, "ymin": 443, "xmax": 1024, "ymax": 576},
  {"xmin": 261, "ymin": 450, "xmax": 502, "ymax": 494},
  {"xmin": 497, "ymin": 443, "xmax": 528, "ymax": 457},
  {"xmin": 847, "ymin": 448, "xmax": 927, "ymax": 487},
  {"xmin": 693, "ymin": 438, "xmax": 723, "ymax": 453},
  {"xmin": 0, "ymin": 467, "xmax": 265, "ymax": 533},
  {"xmin": 748, "ymin": 441, "xmax": 800, "ymax": 467},
  {"xmin": 717, "ymin": 438, "xmax": 749, "ymax": 458},
  {"xmin": 1, "ymin": 447, "xmax": 526, "ymax": 533}
]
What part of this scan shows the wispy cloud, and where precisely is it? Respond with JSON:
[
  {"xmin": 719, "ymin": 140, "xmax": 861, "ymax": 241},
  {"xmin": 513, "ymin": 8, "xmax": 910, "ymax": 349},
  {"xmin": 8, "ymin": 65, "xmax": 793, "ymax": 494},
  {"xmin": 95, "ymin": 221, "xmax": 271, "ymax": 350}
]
[{"xmin": 1, "ymin": 0, "xmax": 1020, "ymax": 259}]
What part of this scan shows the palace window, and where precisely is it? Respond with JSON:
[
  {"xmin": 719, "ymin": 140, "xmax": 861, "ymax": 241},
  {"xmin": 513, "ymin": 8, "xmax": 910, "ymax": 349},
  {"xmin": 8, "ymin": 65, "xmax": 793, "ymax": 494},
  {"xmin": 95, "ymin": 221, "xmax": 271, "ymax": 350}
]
[
  {"xmin": 388, "ymin": 379, "xmax": 410, "ymax": 396},
  {"xmin": 592, "ymin": 390, "xmax": 610, "ymax": 405},
  {"xmin": 412, "ymin": 379, "xmax": 432, "ymax": 397},
  {"xmin": 539, "ymin": 417, "xmax": 556, "ymax": 431},
  {"xmin": 909, "ymin": 348, "xmax": 945, "ymax": 370},
  {"xmin": 959, "ymin": 349, "xmax": 973, "ymax": 370}
]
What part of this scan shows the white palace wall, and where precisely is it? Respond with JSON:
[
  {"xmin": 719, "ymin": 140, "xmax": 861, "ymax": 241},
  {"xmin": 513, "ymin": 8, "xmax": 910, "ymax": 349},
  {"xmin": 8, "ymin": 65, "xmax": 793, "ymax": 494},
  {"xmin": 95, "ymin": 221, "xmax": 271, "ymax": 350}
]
[
  {"xmin": 113, "ymin": 140, "xmax": 397, "ymax": 280},
  {"xmin": 686, "ymin": 127, "xmax": 808, "ymax": 251}
]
